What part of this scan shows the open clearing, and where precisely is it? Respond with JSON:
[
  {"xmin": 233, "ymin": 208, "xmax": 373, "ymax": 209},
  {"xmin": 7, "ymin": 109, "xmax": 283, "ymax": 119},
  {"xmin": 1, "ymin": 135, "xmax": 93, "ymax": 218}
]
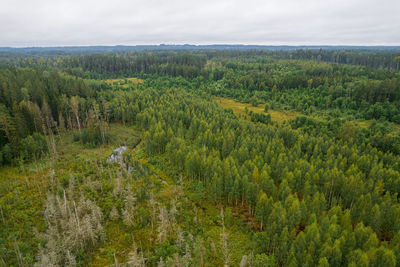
[
  {"xmin": 104, "ymin": 77, "xmax": 144, "ymax": 88},
  {"xmin": 215, "ymin": 97, "xmax": 300, "ymax": 123}
]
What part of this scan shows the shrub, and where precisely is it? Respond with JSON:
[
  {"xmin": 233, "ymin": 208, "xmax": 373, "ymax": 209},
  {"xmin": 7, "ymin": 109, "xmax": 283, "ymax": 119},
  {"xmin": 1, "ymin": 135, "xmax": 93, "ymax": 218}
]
[
  {"xmin": 1, "ymin": 144, "xmax": 13, "ymax": 164},
  {"xmin": 20, "ymin": 133, "xmax": 48, "ymax": 161},
  {"xmin": 264, "ymin": 103, "xmax": 270, "ymax": 112},
  {"xmin": 80, "ymin": 127, "xmax": 110, "ymax": 147},
  {"xmin": 250, "ymin": 112, "xmax": 271, "ymax": 124}
]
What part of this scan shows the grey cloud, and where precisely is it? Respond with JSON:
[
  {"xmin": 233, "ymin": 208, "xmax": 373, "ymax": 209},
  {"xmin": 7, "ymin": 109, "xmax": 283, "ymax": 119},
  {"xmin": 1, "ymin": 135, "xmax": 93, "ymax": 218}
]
[{"xmin": 0, "ymin": 0, "xmax": 399, "ymax": 46}]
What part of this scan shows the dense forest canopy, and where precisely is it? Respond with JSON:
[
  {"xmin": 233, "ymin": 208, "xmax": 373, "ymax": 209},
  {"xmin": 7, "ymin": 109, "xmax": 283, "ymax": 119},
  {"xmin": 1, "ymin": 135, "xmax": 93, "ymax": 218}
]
[{"xmin": 1, "ymin": 47, "xmax": 400, "ymax": 266}]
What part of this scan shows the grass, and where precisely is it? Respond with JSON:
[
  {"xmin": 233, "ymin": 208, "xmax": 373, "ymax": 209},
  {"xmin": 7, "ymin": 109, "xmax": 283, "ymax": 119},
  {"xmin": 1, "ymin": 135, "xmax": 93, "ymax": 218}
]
[
  {"xmin": 1, "ymin": 123, "xmax": 254, "ymax": 266},
  {"xmin": 0, "ymin": 124, "xmax": 141, "ymax": 266},
  {"xmin": 215, "ymin": 97, "xmax": 300, "ymax": 123},
  {"xmin": 215, "ymin": 97, "xmax": 400, "ymax": 135},
  {"xmin": 355, "ymin": 119, "xmax": 400, "ymax": 133},
  {"xmin": 0, "ymin": 163, "xmax": 49, "ymax": 266},
  {"xmin": 104, "ymin": 78, "xmax": 144, "ymax": 88}
]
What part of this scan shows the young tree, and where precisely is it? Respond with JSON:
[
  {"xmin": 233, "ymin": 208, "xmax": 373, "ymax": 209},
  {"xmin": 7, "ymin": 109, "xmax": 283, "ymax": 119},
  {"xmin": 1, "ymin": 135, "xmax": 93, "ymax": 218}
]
[
  {"xmin": 256, "ymin": 192, "xmax": 272, "ymax": 230},
  {"xmin": 70, "ymin": 96, "xmax": 82, "ymax": 134}
]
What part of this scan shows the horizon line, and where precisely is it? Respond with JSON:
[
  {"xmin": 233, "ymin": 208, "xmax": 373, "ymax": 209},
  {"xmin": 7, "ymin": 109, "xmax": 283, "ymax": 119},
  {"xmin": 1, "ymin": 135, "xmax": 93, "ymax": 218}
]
[{"xmin": 1, "ymin": 44, "xmax": 400, "ymax": 49}]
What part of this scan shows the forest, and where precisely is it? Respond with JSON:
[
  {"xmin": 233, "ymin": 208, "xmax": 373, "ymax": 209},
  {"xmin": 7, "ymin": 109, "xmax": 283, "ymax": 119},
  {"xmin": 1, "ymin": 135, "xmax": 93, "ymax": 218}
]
[{"xmin": 1, "ymin": 47, "xmax": 400, "ymax": 266}]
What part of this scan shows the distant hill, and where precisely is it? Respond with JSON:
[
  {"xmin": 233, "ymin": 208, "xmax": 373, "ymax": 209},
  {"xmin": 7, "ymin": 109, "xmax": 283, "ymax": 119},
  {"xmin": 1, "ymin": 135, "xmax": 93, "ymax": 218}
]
[{"xmin": 1, "ymin": 44, "xmax": 400, "ymax": 55}]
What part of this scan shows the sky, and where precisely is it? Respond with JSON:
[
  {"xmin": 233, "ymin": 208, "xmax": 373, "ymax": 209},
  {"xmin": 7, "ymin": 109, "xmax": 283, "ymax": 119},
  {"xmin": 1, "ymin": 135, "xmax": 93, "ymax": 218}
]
[{"xmin": 1, "ymin": 0, "xmax": 399, "ymax": 47}]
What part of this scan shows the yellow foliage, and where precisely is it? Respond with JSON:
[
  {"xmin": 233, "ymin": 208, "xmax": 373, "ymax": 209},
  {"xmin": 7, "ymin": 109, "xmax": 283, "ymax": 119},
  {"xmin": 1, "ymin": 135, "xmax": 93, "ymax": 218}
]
[
  {"xmin": 252, "ymin": 167, "xmax": 259, "ymax": 182},
  {"xmin": 215, "ymin": 97, "xmax": 300, "ymax": 123},
  {"xmin": 104, "ymin": 78, "xmax": 144, "ymax": 88}
]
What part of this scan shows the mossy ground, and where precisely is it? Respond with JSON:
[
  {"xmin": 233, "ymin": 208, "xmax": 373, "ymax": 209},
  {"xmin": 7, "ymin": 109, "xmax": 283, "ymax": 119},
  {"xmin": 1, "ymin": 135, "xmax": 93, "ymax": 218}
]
[{"xmin": 215, "ymin": 97, "xmax": 300, "ymax": 123}]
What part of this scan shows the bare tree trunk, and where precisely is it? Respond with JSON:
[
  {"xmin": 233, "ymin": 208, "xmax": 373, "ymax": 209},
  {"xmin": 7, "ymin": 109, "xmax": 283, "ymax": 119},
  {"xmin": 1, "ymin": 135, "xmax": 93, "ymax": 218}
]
[
  {"xmin": 114, "ymin": 253, "xmax": 119, "ymax": 267},
  {"xmin": 0, "ymin": 205, "xmax": 5, "ymax": 224},
  {"xmin": 68, "ymin": 115, "xmax": 73, "ymax": 130},
  {"xmin": 13, "ymin": 241, "xmax": 24, "ymax": 267},
  {"xmin": 75, "ymin": 114, "xmax": 81, "ymax": 135},
  {"xmin": 220, "ymin": 208, "xmax": 229, "ymax": 267}
]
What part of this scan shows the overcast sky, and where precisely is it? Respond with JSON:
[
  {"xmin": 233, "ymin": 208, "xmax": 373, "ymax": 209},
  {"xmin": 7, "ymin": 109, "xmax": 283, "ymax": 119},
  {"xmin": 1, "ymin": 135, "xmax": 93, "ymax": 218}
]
[{"xmin": 1, "ymin": 0, "xmax": 399, "ymax": 47}]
